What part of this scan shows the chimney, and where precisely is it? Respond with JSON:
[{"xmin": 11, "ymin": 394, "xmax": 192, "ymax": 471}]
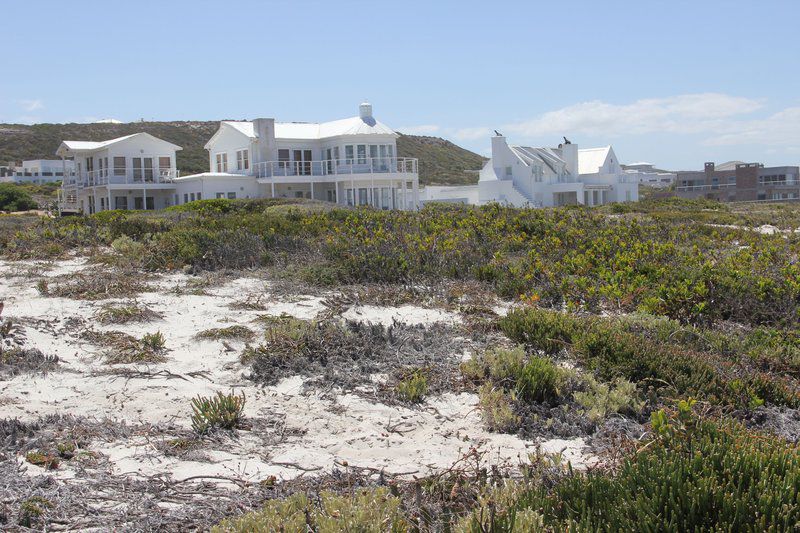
[
  {"xmin": 491, "ymin": 133, "xmax": 508, "ymax": 160},
  {"xmin": 359, "ymin": 102, "xmax": 373, "ymax": 120},
  {"xmin": 704, "ymin": 162, "xmax": 715, "ymax": 175},
  {"xmin": 252, "ymin": 118, "xmax": 276, "ymax": 165},
  {"xmin": 561, "ymin": 143, "xmax": 578, "ymax": 176}
]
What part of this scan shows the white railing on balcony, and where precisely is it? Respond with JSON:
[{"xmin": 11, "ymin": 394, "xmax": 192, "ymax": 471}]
[
  {"xmin": 255, "ymin": 157, "xmax": 417, "ymax": 179},
  {"xmin": 676, "ymin": 183, "xmax": 737, "ymax": 192},
  {"xmin": 76, "ymin": 168, "xmax": 180, "ymax": 187}
]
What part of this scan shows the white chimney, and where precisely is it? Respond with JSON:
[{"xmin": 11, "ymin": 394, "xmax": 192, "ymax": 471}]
[
  {"xmin": 359, "ymin": 102, "xmax": 373, "ymax": 120},
  {"xmin": 252, "ymin": 118, "xmax": 276, "ymax": 166}
]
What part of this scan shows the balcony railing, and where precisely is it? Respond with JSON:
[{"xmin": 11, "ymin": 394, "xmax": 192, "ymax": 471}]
[
  {"xmin": 676, "ymin": 183, "xmax": 737, "ymax": 192},
  {"xmin": 255, "ymin": 157, "xmax": 418, "ymax": 179},
  {"xmin": 73, "ymin": 168, "xmax": 180, "ymax": 187}
]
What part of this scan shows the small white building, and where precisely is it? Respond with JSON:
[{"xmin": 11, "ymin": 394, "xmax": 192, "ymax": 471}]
[
  {"xmin": 56, "ymin": 133, "xmax": 181, "ymax": 214},
  {"xmin": 0, "ymin": 160, "xmax": 75, "ymax": 184},
  {"xmin": 474, "ymin": 134, "xmax": 638, "ymax": 207},
  {"xmin": 174, "ymin": 102, "xmax": 419, "ymax": 210},
  {"xmin": 622, "ymin": 162, "xmax": 676, "ymax": 188}
]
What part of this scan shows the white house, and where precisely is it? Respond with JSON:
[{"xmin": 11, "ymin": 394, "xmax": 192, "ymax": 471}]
[
  {"xmin": 0, "ymin": 160, "xmax": 75, "ymax": 184},
  {"xmin": 475, "ymin": 134, "xmax": 638, "ymax": 207},
  {"xmin": 621, "ymin": 162, "xmax": 676, "ymax": 188},
  {"xmin": 173, "ymin": 103, "xmax": 419, "ymax": 210},
  {"xmin": 56, "ymin": 133, "xmax": 181, "ymax": 214}
]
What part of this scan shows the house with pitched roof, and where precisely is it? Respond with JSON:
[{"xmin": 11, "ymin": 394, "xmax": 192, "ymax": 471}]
[
  {"xmin": 56, "ymin": 133, "xmax": 182, "ymax": 214},
  {"xmin": 174, "ymin": 102, "xmax": 419, "ymax": 209},
  {"xmin": 476, "ymin": 133, "xmax": 638, "ymax": 207}
]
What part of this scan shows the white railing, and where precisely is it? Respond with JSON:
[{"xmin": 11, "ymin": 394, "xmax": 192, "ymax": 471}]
[
  {"xmin": 676, "ymin": 183, "xmax": 737, "ymax": 192},
  {"xmin": 255, "ymin": 157, "xmax": 418, "ymax": 179},
  {"xmin": 77, "ymin": 168, "xmax": 180, "ymax": 187}
]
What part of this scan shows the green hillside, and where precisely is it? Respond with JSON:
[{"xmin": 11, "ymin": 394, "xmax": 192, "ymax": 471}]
[{"xmin": 0, "ymin": 122, "xmax": 485, "ymax": 185}]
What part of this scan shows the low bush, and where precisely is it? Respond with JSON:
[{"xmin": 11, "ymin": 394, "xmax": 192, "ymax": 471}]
[
  {"xmin": 195, "ymin": 325, "xmax": 255, "ymax": 342},
  {"xmin": 395, "ymin": 369, "xmax": 428, "ymax": 403},
  {"xmin": 461, "ymin": 346, "xmax": 525, "ymax": 385},
  {"xmin": 477, "ymin": 384, "xmax": 520, "ymax": 432},
  {"xmin": 212, "ymin": 488, "xmax": 408, "ymax": 532},
  {"xmin": 514, "ymin": 357, "xmax": 565, "ymax": 404},
  {"xmin": 0, "ymin": 183, "xmax": 38, "ymax": 212},
  {"xmin": 574, "ymin": 376, "xmax": 642, "ymax": 422},
  {"xmin": 191, "ymin": 391, "xmax": 246, "ymax": 434},
  {"xmin": 96, "ymin": 302, "xmax": 162, "ymax": 325}
]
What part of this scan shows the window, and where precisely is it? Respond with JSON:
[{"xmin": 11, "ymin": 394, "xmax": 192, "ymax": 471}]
[
  {"xmin": 227, "ymin": 192, "xmax": 236, "ymax": 199},
  {"xmin": 327, "ymin": 190, "xmax": 336, "ymax": 202},
  {"xmin": 278, "ymin": 149, "xmax": 290, "ymax": 169},
  {"xmin": 132, "ymin": 158, "xmax": 142, "ymax": 181},
  {"xmin": 236, "ymin": 149, "xmax": 249, "ymax": 171},
  {"xmin": 215, "ymin": 153, "xmax": 228, "ymax": 173},
  {"xmin": 369, "ymin": 145, "xmax": 378, "ymax": 166},
  {"xmin": 358, "ymin": 188, "xmax": 368, "ymax": 205},
  {"xmin": 115, "ymin": 196, "xmax": 128, "ymax": 210},
  {"xmin": 159, "ymin": 157, "xmax": 171, "ymax": 176},
  {"xmin": 174, "ymin": 194, "xmax": 179, "ymax": 205},
  {"xmin": 295, "ymin": 191, "xmax": 304, "ymax": 198},
  {"xmin": 505, "ymin": 166, "xmax": 512, "ymax": 176},
  {"xmin": 345, "ymin": 145, "xmax": 354, "ymax": 164},
  {"xmin": 387, "ymin": 145, "xmax": 394, "ymax": 158},
  {"xmin": 357, "ymin": 145, "xmax": 367, "ymax": 164},
  {"xmin": 215, "ymin": 192, "xmax": 224, "ymax": 199},
  {"xmin": 113, "ymin": 157, "xmax": 126, "ymax": 176},
  {"xmin": 143, "ymin": 158, "xmax": 154, "ymax": 181},
  {"xmin": 333, "ymin": 146, "xmax": 340, "ymax": 162},
  {"xmin": 197, "ymin": 192, "xmax": 202, "ymax": 200},
  {"xmin": 184, "ymin": 193, "xmax": 189, "ymax": 203},
  {"xmin": 346, "ymin": 188, "xmax": 354, "ymax": 206},
  {"xmin": 190, "ymin": 193, "xmax": 196, "ymax": 201}
]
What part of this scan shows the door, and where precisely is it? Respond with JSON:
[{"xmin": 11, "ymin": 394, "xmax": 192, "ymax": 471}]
[
  {"xmin": 292, "ymin": 150, "xmax": 313, "ymax": 176},
  {"xmin": 325, "ymin": 149, "xmax": 333, "ymax": 174}
]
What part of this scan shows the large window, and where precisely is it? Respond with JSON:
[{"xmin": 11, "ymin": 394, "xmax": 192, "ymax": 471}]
[
  {"xmin": 236, "ymin": 150, "xmax": 249, "ymax": 171},
  {"xmin": 143, "ymin": 158, "xmax": 154, "ymax": 181},
  {"xmin": 113, "ymin": 157, "xmax": 126, "ymax": 176},
  {"xmin": 158, "ymin": 156, "xmax": 171, "ymax": 176},
  {"xmin": 278, "ymin": 149, "xmax": 290, "ymax": 169},
  {"xmin": 115, "ymin": 196, "xmax": 128, "ymax": 210},
  {"xmin": 345, "ymin": 145, "xmax": 354, "ymax": 164},
  {"xmin": 357, "ymin": 145, "xmax": 367, "ymax": 164},
  {"xmin": 132, "ymin": 158, "xmax": 142, "ymax": 181},
  {"xmin": 215, "ymin": 153, "xmax": 228, "ymax": 173},
  {"xmin": 227, "ymin": 192, "xmax": 236, "ymax": 199}
]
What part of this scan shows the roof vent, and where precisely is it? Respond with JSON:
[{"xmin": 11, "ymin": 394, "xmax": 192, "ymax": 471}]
[{"xmin": 359, "ymin": 102, "xmax": 373, "ymax": 120}]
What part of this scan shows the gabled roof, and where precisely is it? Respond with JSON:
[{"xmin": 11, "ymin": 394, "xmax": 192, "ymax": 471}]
[
  {"xmin": 214, "ymin": 115, "xmax": 398, "ymax": 144},
  {"xmin": 510, "ymin": 146, "xmax": 565, "ymax": 174},
  {"xmin": 578, "ymin": 146, "xmax": 611, "ymax": 175},
  {"xmin": 56, "ymin": 132, "xmax": 182, "ymax": 155}
]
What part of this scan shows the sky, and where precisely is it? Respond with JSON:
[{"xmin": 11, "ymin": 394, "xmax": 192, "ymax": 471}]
[{"xmin": 2, "ymin": 0, "xmax": 799, "ymax": 170}]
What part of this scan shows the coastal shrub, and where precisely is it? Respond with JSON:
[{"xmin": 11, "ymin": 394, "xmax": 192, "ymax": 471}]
[
  {"xmin": 96, "ymin": 302, "xmax": 162, "ymax": 324},
  {"xmin": 574, "ymin": 376, "xmax": 642, "ymax": 422},
  {"xmin": 0, "ymin": 183, "xmax": 38, "ymax": 212},
  {"xmin": 212, "ymin": 488, "xmax": 408, "ymax": 532},
  {"xmin": 460, "ymin": 346, "xmax": 525, "ymax": 385},
  {"xmin": 190, "ymin": 391, "xmax": 246, "ymax": 434},
  {"xmin": 477, "ymin": 384, "xmax": 520, "ymax": 432},
  {"xmin": 195, "ymin": 325, "xmax": 255, "ymax": 342},
  {"xmin": 395, "ymin": 369, "xmax": 428, "ymax": 403},
  {"xmin": 514, "ymin": 357, "xmax": 565, "ymax": 404}
]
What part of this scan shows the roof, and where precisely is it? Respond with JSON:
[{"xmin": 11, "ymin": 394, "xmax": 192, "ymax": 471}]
[
  {"xmin": 56, "ymin": 132, "xmax": 182, "ymax": 155},
  {"xmin": 510, "ymin": 146, "xmax": 566, "ymax": 174},
  {"xmin": 715, "ymin": 160, "xmax": 745, "ymax": 171},
  {"xmin": 218, "ymin": 115, "xmax": 398, "ymax": 142},
  {"xmin": 175, "ymin": 172, "xmax": 255, "ymax": 181},
  {"xmin": 578, "ymin": 146, "xmax": 611, "ymax": 175}
]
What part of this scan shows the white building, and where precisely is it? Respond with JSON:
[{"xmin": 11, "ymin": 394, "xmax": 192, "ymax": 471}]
[
  {"xmin": 0, "ymin": 160, "xmax": 75, "ymax": 184},
  {"xmin": 622, "ymin": 162, "xmax": 676, "ymax": 188},
  {"xmin": 56, "ymin": 133, "xmax": 181, "ymax": 213},
  {"xmin": 474, "ymin": 134, "xmax": 638, "ymax": 207},
  {"xmin": 174, "ymin": 102, "xmax": 419, "ymax": 210}
]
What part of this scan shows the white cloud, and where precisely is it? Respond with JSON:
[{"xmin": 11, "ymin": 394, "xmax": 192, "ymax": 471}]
[
  {"xmin": 397, "ymin": 124, "xmax": 440, "ymax": 135},
  {"xmin": 502, "ymin": 93, "xmax": 764, "ymax": 138},
  {"xmin": 703, "ymin": 106, "xmax": 800, "ymax": 147},
  {"xmin": 19, "ymin": 99, "xmax": 44, "ymax": 112}
]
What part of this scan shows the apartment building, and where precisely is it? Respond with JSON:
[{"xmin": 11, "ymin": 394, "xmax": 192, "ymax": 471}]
[
  {"xmin": 0, "ymin": 159, "xmax": 75, "ymax": 184},
  {"xmin": 675, "ymin": 162, "xmax": 800, "ymax": 202},
  {"xmin": 621, "ymin": 162, "xmax": 676, "ymax": 188}
]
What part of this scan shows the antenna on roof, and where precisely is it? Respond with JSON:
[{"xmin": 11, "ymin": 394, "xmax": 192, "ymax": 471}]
[
  {"xmin": 494, "ymin": 130, "xmax": 503, "ymax": 136},
  {"xmin": 563, "ymin": 136, "xmax": 571, "ymax": 145}
]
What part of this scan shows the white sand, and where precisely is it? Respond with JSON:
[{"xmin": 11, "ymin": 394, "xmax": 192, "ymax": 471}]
[{"xmin": 0, "ymin": 258, "xmax": 594, "ymax": 485}]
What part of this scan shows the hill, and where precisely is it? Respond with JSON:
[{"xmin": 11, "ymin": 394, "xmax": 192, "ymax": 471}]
[{"xmin": 0, "ymin": 122, "xmax": 485, "ymax": 185}]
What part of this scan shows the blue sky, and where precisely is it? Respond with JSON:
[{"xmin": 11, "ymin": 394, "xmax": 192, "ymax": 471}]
[{"xmin": 2, "ymin": 0, "xmax": 799, "ymax": 169}]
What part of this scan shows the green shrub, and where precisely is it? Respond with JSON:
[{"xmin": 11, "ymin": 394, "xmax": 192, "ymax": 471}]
[
  {"xmin": 499, "ymin": 309, "xmax": 578, "ymax": 355},
  {"xmin": 477, "ymin": 384, "xmax": 520, "ymax": 432},
  {"xmin": 461, "ymin": 346, "xmax": 525, "ymax": 385},
  {"xmin": 395, "ymin": 369, "xmax": 428, "ymax": 403},
  {"xmin": 191, "ymin": 391, "xmax": 246, "ymax": 434},
  {"xmin": 574, "ymin": 376, "xmax": 642, "ymax": 422},
  {"xmin": 212, "ymin": 488, "xmax": 408, "ymax": 532},
  {"xmin": 25, "ymin": 450, "xmax": 59, "ymax": 469},
  {"xmin": 195, "ymin": 325, "xmax": 255, "ymax": 341},
  {"xmin": 0, "ymin": 183, "xmax": 38, "ymax": 212},
  {"xmin": 514, "ymin": 357, "xmax": 564, "ymax": 403}
]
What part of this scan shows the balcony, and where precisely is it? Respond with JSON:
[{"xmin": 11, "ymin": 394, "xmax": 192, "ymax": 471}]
[
  {"xmin": 676, "ymin": 183, "xmax": 737, "ymax": 192},
  {"xmin": 71, "ymin": 168, "xmax": 180, "ymax": 188},
  {"xmin": 255, "ymin": 157, "xmax": 418, "ymax": 180}
]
